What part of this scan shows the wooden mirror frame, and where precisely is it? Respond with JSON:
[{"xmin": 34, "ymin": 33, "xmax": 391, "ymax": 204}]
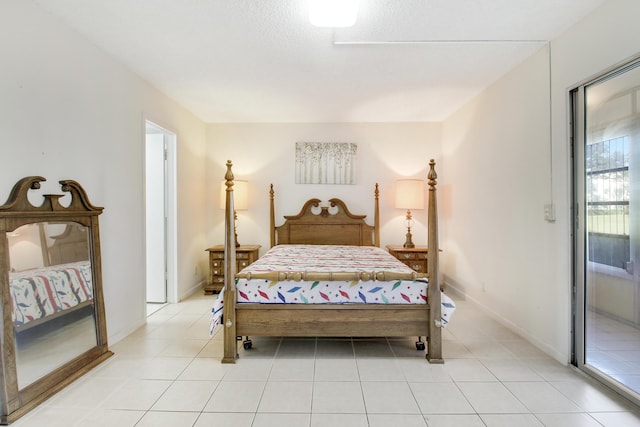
[{"xmin": 0, "ymin": 177, "xmax": 112, "ymax": 424}]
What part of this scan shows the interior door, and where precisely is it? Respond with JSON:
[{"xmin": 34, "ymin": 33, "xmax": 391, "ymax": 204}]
[{"xmin": 145, "ymin": 122, "xmax": 168, "ymax": 304}]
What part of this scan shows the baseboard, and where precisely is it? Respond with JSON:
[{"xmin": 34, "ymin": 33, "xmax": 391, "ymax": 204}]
[
  {"xmin": 445, "ymin": 282, "xmax": 569, "ymax": 364},
  {"xmin": 181, "ymin": 279, "xmax": 206, "ymax": 301}
]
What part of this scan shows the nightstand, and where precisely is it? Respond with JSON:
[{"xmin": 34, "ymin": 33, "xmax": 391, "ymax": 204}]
[
  {"xmin": 386, "ymin": 245, "xmax": 428, "ymax": 275},
  {"xmin": 204, "ymin": 244, "xmax": 261, "ymax": 294}
]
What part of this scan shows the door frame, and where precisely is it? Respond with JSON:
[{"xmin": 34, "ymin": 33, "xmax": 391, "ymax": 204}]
[{"xmin": 572, "ymin": 56, "xmax": 640, "ymax": 407}]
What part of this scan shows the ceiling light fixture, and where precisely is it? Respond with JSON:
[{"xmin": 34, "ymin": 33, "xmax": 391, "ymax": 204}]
[{"xmin": 308, "ymin": 0, "xmax": 359, "ymax": 28}]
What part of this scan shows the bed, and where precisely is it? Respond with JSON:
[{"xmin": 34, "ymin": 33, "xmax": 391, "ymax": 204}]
[
  {"xmin": 9, "ymin": 260, "xmax": 94, "ymax": 331},
  {"xmin": 216, "ymin": 159, "xmax": 450, "ymax": 363}
]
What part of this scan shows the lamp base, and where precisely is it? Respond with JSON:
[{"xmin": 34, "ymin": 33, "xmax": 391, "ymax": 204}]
[{"xmin": 403, "ymin": 230, "xmax": 415, "ymax": 248}]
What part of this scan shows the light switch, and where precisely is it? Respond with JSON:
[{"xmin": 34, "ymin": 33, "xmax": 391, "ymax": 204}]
[{"xmin": 544, "ymin": 204, "xmax": 556, "ymax": 222}]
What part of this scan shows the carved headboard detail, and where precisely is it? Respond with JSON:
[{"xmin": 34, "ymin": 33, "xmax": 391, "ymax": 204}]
[{"xmin": 269, "ymin": 184, "xmax": 380, "ymax": 247}]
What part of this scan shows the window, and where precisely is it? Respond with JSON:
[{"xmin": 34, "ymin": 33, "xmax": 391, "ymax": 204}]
[{"xmin": 586, "ymin": 136, "xmax": 629, "ymax": 270}]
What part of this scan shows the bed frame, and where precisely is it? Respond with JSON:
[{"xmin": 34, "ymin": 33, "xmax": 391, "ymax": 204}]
[{"xmin": 221, "ymin": 159, "xmax": 442, "ymax": 363}]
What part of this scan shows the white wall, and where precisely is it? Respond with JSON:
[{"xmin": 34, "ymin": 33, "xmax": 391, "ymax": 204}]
[
  {"xmin": 206, "ymin": 123, "xmax": 442, "ymax": 252},
  {"xmin": 0, "ymin": 1, "xmax": 208, "ymax": 343},
  {"xmin": 442, "ymin": 0, "xmax": 640, "ymax": 362}
]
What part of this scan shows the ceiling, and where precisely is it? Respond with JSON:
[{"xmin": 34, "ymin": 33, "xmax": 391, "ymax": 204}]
[{"xmin": 32, "ymin": 0, "xmax": 605, "ymax": 123}]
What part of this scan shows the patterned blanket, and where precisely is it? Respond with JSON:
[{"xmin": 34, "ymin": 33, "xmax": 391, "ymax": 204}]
[
  {"xmin": 10, "ymin": 261, "xmax": 93, "ymax": 328},
  {"xmin": 210, "ymin": 245, "xmax": 456, "ymax": 334}
]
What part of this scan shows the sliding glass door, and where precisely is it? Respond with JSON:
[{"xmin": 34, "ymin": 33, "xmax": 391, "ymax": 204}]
[{"xmin": 574, "ymin": 59, "xmax": 640, "ymax": 402}]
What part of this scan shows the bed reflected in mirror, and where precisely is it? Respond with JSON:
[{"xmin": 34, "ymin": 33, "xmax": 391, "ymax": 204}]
[
  {"xmin": 7, "ymin": 222, "xmax": 98, "ymax": 389},
  {"xmin": 0, "ymin": 176, "xmax": 111, "ymax": 424}
]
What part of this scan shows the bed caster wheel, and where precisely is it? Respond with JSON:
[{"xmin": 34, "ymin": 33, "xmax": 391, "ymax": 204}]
[
  {"xmin": 416, "ymin": 338, "xmax": 425, "ymax": 351},
  {"xmin": 243, "ymin": 340, "xmax": 252, "ymax": 350}
]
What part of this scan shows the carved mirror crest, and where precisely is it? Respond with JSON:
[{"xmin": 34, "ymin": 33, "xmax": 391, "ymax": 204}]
[{"xmin": 0, "ymin": 177, "xmax": 112, "ymax": 424}]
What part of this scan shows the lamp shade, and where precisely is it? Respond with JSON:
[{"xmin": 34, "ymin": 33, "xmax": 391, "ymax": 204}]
[
  {"xmin": 395, "ymin": 179, "xmax": 424, "ymax": 210},
  {"xmin": 220, "ymin": 180, "xmax": 249, "ymax": 211}
]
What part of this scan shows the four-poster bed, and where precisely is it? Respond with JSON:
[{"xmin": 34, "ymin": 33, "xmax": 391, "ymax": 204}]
[{"xmin": 216, "ymin": 159, "xmax": 451, "ymax": 363}]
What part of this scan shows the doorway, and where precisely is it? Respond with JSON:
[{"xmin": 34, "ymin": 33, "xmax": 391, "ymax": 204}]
[
  {"xmin": 145, "ymin": 121, "xmax": 177, "ymax": 314},
  {"xmin": 573, "ymin": 58, "xmax": 640, "ymax": 404}
]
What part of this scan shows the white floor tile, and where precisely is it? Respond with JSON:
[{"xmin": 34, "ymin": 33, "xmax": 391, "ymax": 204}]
[
  {"xmin": 193, "ymin": 412, "xmax": 255, "ymax": 427},
  {"xmin": 203, "ymin": 380, "xmax": 265, "ymax": 412},
  {"xmin": 135, "ymin": 410, "xmax": 200, "ymax": 427},
  {"xmin": 44, "ymin": 376, "xmax": 123, "ymax": 408},
  {"xmin": 357, "ymin": 357, "xmax": 405, "ymax": 381},
  {"xmin": 100, "ymin": 378, "xmax": 172, "ymax": 410},
  {"xmin": 457, "ymin": 381, "xmax": 529, "ymax": 413},
  {"xmin": 310, "ymin": 413, "xmax": 368, "ymax": 427},
  {"xmin": 367, "ymin": 413, "xmax": 427, "ymax": 427},
  {"xmin": 534, "ymin": 412, "xmax": 603, "ymax": 427},
  {"xmin": 480, "ymin": 358, "xmax": 544, "ymax": 381},
  {"xmin": 551, "ymin": 379, "xmax": 634, "ymax": 412},
  {"xmin": 361, "ymin": 381, "xmax": 421, "ymax": 414},
  {"xmin": 74, "ymin": 409, "xmax": 144, "ymax": 426},
  {"xmin": 314, "ymin": 358, "xmax": 359, "ymax": 381},
  {"xmin": 253, "ymin": 412, "xmax": 311, "ymax": 427},
  {"xmin": 442, "ymin": 358, "xmax": 498, "ymax": 382},
  {"xmin": 135, "ymin": 356, "xmax": 193, "ymax": 380},
  {"xmin": 270, "ymin": 358, "xmax": 315, "ymax": 381},
  {"xmin": 480, "ymin": 413, "xmax": 544, "ymax": 427},
  {"xmin": 410, "ymin": 382, "xmax": 475, "ymax": 414},
  {"xmin": 396, "ymin": 357, "xmax": 452, "ymax": 382},
  {"xmin": 179, "ymin": 356, "xmax": 229, "ymax": 380},
  {"xmin": 589, "ymin": 411, "xmax": 640, "ymax": 426},
  {"xmin": 312, "ymin": 381, "xmax": 365, "ymax": 413},
  {"xmin": 423, "ymin": 414, "xmax": 486, "ymax": 427},
  {"xmin": 157, "ymin": 338, "xmax": 209, "ymax": 357},
  {"xmin": 222, "ymin": 358, "xmax": 273, "ymax": 381},
  {"xmin": 504, "ymin": 381, "xmax": 583, "ymax": 413},
  {"xmin": 257, "ymin": 381, "xmax": 313, "ymax": 413},
  {"xmin": 89, "ymin": 355, "xmax": 146, "ymax": 379},
  {"xmin": 12, "ymin": 407, "xmax": 93, "ymax": 427},
  {"xmin": 197, "ymin": 338, "xmax": 224, "ymax": 358},
  {"xmin": 151, "ymin": 379, "xmax": 218, "ymax": 411}
]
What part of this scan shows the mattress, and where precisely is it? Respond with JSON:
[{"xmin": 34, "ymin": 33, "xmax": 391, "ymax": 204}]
[
  {"xmin": 210, "ymin": 244, "xmax": 456, "ymax": 334},
  {"xmin": 9, "ymin": 261, "xmax": 93, "ymax": 328}
]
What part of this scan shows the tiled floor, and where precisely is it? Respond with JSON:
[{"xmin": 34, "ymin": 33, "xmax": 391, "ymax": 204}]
[
  {"xmin": 12, "ymin": 294, "xmax": 640, "ymax": 426},
  {"xmin": 587, "ymin": 310, "xmax": 640, "ymax": 395}
]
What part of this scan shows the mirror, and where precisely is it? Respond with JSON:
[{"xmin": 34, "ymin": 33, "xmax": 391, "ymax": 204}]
[
  {"xmin": 8, "ymin": 222, "xmax": 98, "ymax": 389},
  {"xmin": 0, "ymin": 177, "xmax": 111, "ymax": 424}
]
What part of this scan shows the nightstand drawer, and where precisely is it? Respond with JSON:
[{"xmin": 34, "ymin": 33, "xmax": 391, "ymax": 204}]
[
  {"xmin": 404, "ymin": 261, "xmax": 427, "ymax": 273},
  {"xmin": 398, "ymin": 252, "xmax": 427, "ymax": 260},
  {"xmin": 204, "ymin": 244, "xmax": 261, "ymax": 294},
  {"xmin": 385, "ymin": 245, "xmax": 429, "ymax": 276}
]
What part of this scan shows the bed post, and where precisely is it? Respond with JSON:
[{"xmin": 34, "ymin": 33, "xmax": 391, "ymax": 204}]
[
  {"xmin": 269, "ymin": 184, "xmax": 275, "ymax": 247},
  {"xmin": 374, "ymin": 183, "xmax": 380, "ymax": 247},
  {"xmin": 222, "ymin": 160, "xmax": 238, "ymax": 363},
  {"xmin": 426, "ymin": 159, "xmax": 443, "ymax": 364}
]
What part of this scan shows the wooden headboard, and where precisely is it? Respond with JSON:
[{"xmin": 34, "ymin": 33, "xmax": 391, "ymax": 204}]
[{"xmin": 269, "ymin": 184, "xmax": 380, "ymax": 247}]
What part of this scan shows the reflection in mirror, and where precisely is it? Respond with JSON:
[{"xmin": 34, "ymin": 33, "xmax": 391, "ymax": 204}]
[{"xmin": 7, "ymin": 222, "xmax": 97, "ymax": 389}]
